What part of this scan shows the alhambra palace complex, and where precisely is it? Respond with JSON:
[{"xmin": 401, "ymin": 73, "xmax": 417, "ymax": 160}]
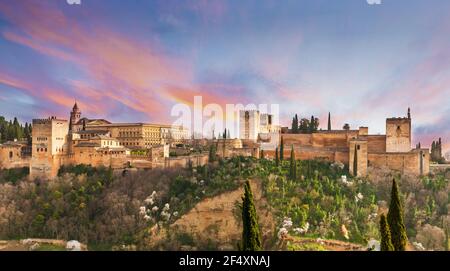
[{"xmin": 0, "ymin": 103, "xmax": 430, "ymax": 178}]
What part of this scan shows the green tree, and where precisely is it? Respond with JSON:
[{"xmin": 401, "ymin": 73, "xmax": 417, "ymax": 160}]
[
  {"xmin": 275, "ymin": 147, "xmax": 279, "ymax": 167},
  {"xmin": 241, "ymin": 181, "xmax": 262, "ymax": 251},
  {"xmin": 208, "ymin": 144, "xmax": 216, "ymax": 162},
  {"xmin": 387, "ymin": 179, "xmax": 408, "ymax": 251},
  {"xmin": 299, "ymin": 118, "xmax": 310, "ymax": 133},
  {"xmin": 280, "ymin": 137, "xmax": 284, "ymax": 161},
  {"xmin": 291, "ymin": 114, "xmax": 299, "ymax": 133},
  {"xmin": 289, "ymin": 145, "xmax": 297, "ymax": 180},
  {"xmin": 327, "ymin": 112, "xmax": 331, "ymax": 131},
  {"xmin": 353, "ymin": 146, "xmax": 358, "ymax": 176},
  {"xmin": 379, "ymin": 213, "xmax": 394, "ymax": 251}
]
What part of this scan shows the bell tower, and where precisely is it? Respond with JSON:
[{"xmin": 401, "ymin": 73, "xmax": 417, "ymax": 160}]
[{"xmin": 69, "ymin": 102, "xmax": 81, "ymax": 131}]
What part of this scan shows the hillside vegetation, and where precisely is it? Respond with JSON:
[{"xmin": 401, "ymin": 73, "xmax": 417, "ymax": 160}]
[{"xmin": 0, "ymin": 158, "xmax": 449, "ymax": 251}]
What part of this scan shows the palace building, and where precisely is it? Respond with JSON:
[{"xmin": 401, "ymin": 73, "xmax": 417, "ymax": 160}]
[{"xmin": 25, "ymin": 103, "xmax": 189, "ymax": 179}]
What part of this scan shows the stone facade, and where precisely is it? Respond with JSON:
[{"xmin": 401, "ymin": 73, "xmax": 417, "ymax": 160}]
[
  {"xmin": 30, "ymin": 117, "xmax": 69, "ymax": 179},
  {"xmin": 0, "ymin": 141, "xmax": 31, "ymax": 169},
  {"xmin": 271, "ymin": 109, "xmax": 429, "ymax": 176}
]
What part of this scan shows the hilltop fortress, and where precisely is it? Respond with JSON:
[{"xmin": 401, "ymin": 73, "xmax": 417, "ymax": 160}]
[
  {"xmin": 0, "ymin": 104, "xmax": 430, "ymax": 179},
  {"xmin": 272, "ymin": 108, "xmax": 430, "ymax": 176}
]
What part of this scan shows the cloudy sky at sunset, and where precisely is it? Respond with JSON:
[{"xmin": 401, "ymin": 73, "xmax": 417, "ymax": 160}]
[{"xmin": 0, "ymin": 0, "xmax": 448, "ymax": 154}]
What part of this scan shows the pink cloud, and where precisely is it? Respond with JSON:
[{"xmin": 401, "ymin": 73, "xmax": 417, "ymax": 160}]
[{"xmin": 0, "ymin": 0, "xmax": 236, "ymax": 122}]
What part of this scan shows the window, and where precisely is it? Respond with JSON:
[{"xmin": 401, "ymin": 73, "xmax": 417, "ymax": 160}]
[
  {"xmin": 9, "ymin": 151, "xmax": 13, "ymax": 159},
  {"xmin": 357, "ymin": 145, "xmax": 360, "ymax": 150}
]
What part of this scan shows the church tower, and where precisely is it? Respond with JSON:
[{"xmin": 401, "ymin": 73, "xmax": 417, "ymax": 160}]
[{"xmin": 69, "ymin": 102, "xmax": 81, "ymax": 131}]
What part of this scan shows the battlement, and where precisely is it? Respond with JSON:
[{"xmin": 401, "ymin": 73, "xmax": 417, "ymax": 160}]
[
  {"xmin": 386, "ymin": 117, "xmax": 410, "ymax": 122},
  {"xmin": 33, "ymin": 116, "xmax": 67, "ymax": 124}
]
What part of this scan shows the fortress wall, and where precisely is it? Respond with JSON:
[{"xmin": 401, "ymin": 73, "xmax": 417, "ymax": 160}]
[
  {"xmin": 367, "ymin": 135, "xmax": 386, "ymax": 153},
  {"xmin": 69, "ymin": 147, "xmax": 128, "ymax": 169},
  {"xmin": 282, "ymin": 131, "xmax": 358, "ymax": 149},
  {"xmin": 0, "ymin": 146, "xmax": 30, "ymax": 169},
  {"xmin": 164, "ymin": 154, "xmax": 209, "ymax": 168},
  {"xmin": 311, "ymin": 133, "xmax": 353, "ymax": 148},
  {"xmin": 368, "ymin": 151, "xmax": 429, "ymax": 175},
  {"xmin": 281, "ymin": 134, "xmax": 312, "ymax": 146},
  {"xmin": 334, "ymin": 151, "xmax": 349, "ymax": 164},
  {"xmin": 265, "ymin": 148, "xmax": 349, "ymax": 164}
]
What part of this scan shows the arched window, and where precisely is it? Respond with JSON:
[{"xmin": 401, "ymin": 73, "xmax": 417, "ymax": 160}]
[{"xmin": 9, "ymin": 151, "xmax": 13, "ymax": 159}]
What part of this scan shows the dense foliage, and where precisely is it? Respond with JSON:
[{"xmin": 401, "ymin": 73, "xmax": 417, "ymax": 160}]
[
  {"xmin": 0, "ymin": 116, "xmax": 32, "ymax": 143},
  {"xmin": 0, "ymin": 156, "xmax": 449, "ymax": 251}
]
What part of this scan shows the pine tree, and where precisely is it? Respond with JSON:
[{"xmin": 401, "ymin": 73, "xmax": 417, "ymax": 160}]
[
  {"xmin": 280, "ymin": 137, "xmax": 284, "ymax": 161},
  {"xmin": 353, "ymin": 145, "xmax": 358, "ymax": 176},
  {"xmin": 275, "ymin": 147, "xmax": 279, "ymax": 167},
  {"xmin": 241, "ymin": 181, "xmax": 262, "ymax": 251},
  {"xmin": 327, "ymin": 112, "xmax": 331, "ymax": 131},
  {"xmin": 379, "ymin": 213, "xmax": 394, "ymax": 251},
  {"xmin": 387, "ymin": 179, "xmax": 408, "ymax": 251},
  {"xmin": 289, "ymin": 145, "xmax": 297, "ymax": 180}
]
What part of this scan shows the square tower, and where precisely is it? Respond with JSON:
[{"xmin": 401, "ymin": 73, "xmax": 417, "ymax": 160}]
[
  {"xmin": 349, "ymin": 139, "xmax": 368, "ymax": 177},
  {"xmin": 239, "ymin": 110, "xmax": 260, "ymax": 141},
  {"xmin": 386, "ymin": 117, "xmax": 411, "ymax": 153},
  {"xmin": 30, "ymin": 117, "xmax": 69, "ymax": 179}
]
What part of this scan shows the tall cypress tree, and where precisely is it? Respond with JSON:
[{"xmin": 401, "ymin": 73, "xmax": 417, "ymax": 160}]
[
  {"xmin": 289, "ymin": 145, "xmax": 297, "ymax": 180},
  {"xmin": 379, "ymin": 213, "xmax": 394, "ymax": 251},
  {"xmin": 208, "ymin": 144, "xmax": 216, "ymax": 162},
  {"xmin": 387, "ymin": 179, "xmax": 408, "ymax": 251},
  {"xmin": 291, "ymin": 114, "xmax": 299, "ymax": 133},
  {"xmin": 241, "ymin": 181, "xmax": 262, "ymax": 251},
  {"xmin": 280, "ymin": 137, "xmax": 284, "ymax": 161},
  {"xmin": 275, "ymin": 147, "xmax": 279, "ymax": 167},
  {"xmin": 353, "ymin": 145, "xmax": 358, "ymax": 176},
  {"xmin": 327, "ymin": 112, "xmax": 331, "ymax": 131}
]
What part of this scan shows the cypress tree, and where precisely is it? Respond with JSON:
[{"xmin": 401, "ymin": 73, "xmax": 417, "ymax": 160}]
[
  {"xmin": 353, "ymin": 145, "xmax": 358, "ymax": 176},
  {"xmin": 208, "ymin": 144, "xmax": 216, "ymax": 162},
  {"xmin": 280, "ymin": 137, "xmax": 284, "ymax": 161},
  {"xmin": 260, "ymin": 149, "xmax": 264, "ymax": 159},
  {"xmin": 275, "ymin": 147, "xmax": 279, "ymax": 167},
  {"xmin": 241, "ymin": 181, "xmax": 262, "ymax": 251},
  {"xmin": 289, "ymin": 145, "xmax": 297, "ymax": 180},
  {"xmin": 387, "ymin": 179, "xmax": 408, "ymax": 251},
  {"xmin": 379, "ymin": 213, "xmax": 394, "ymax": 251},
  {"xmin": 327, "ymin": 112, "xmax": 331, "ymax": 131}
]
